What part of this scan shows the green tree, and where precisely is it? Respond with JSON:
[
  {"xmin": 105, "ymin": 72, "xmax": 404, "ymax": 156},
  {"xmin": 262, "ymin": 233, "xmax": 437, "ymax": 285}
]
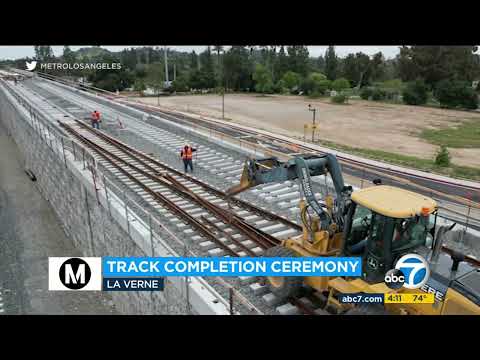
[
  {"xmin": 133, "ymin": 79, "xmax": 146, "ymax": 94},
  {"xmin": 253, "ymin": 63, "xmax": 274, "ymax": 93},
  {"xmin": 145, "ymin": 62, "xmax": 165, "ymax": 94},
  {"xmin": 119, "ymin": 47, "xmax": 138, "ymax": 70},
  {"xmin": 434, "ymin": 79, "xmax": 479, "ymax": 109},
  {"xmin": 435, "ymin": 146, "xmax": 451, "ymax": 167},
  {"xmin": 223, "ymin": 46, "xmax": 253, "ymax": 91},
  {"xmin": 370, "ymin": 52, "xmax": 386, "ymax": 82},
  {"xmin": 199, "ymin": 47, "xmax": 216, "ymax": 88},
  {"xmin": 275, "ymin": 46, "xmax": 289, "ymax": 80},
  {"xmin": 317, "ymin": 55, "xmax": 325, "ymax": 73},
  {"xmin": 360, "ymin": 87, "xmax": 373, "ymax": 100},
  {"xmin": 342, "ymin": 52, "xmax": 372, "ymax": 88},
  {"xmin": 287, "ymin": 46, "xmax": 310, "ymax": 76},
  {"xmin": 62, "ymin": 46, "xmax": 77, "ymax": 76},
  {"xmin": 62, "ymin": 46, "xmax": 75, "ymax": 64},
  {"xmin": 301, "ymin": 72, "xmax": 331, "ymax": 95},
  {"xmin": 34, "ymin": 46, "xmax": 54, "ymax": 62},
  {"xmin": 281, "ymin": 71, "xmax": 302, "ymax": 93},
  {"xmin": 88, "ymin": 52, "xmax": 133, "ymax": 91},
  {"xmin": 134, "ymin": 63, "xmax": 147, "ymax": 78},
  {"xmin": 395, "ymin": 46, "xmax": 480, "ymax": 88},
  {"xmin": 172, "ymin": 75, "xmax": 189, "ymax": 92},
  {"xmin": 402, "ymin": 79, "xmax": 429, "ymax": 105},
  {"xmin": 324, "ymin": 46, "xmax": 338, "ymax": 81},
  {"xmin": 189, "ymin": 51, "xmax": 199, "ymax": 71},
  {"xmin": 332, "ymin": 78, "xmax": 351, "ymax": 92}
]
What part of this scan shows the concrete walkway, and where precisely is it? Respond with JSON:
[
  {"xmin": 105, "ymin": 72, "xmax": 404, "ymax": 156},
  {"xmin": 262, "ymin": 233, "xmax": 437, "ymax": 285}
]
[{"xmin": 0, "ymin": 120, "xmax": 118, "ymax": 315}]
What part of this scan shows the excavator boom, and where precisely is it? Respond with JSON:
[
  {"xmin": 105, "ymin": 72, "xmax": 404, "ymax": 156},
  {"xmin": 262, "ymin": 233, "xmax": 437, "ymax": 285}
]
[{"xmin": 226, "ymin": 153, "xmax": 352, "ymax": 231}]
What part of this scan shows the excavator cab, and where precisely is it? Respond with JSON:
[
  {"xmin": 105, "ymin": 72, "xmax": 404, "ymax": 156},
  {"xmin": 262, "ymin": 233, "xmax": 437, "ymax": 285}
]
[{"xmin": 342, "ymin": 185, "xmax": 437, "ymax": 283}]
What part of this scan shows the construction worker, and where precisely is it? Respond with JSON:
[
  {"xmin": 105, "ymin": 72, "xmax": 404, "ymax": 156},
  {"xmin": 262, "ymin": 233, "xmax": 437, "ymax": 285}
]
[
  {"xmin": 91, "ymin": 110, "xmax": 101, "ymax": 129},
  {"xmin": 180, "ymin": 143, "xmax": 197, "ymax": 173}
]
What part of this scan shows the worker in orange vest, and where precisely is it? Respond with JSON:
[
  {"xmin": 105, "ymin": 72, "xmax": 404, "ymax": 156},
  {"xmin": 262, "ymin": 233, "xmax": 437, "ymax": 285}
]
[
  {"xmin": 91, "ymin": 110, "xmax": 101, "ymax": 129},
  {"xmin": 180, "ymin": 143, "xmax": 197, "ymax": 173}
]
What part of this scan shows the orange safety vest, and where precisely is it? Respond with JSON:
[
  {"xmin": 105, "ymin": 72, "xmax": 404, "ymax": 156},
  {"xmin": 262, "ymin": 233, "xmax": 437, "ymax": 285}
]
[
  {"xmin": 182, "ymin": 147, "xmax": 193, "ymax": 160},
  {"xmin": 92, "ymin": 111, "xmax": 100, "ymax": 121}
]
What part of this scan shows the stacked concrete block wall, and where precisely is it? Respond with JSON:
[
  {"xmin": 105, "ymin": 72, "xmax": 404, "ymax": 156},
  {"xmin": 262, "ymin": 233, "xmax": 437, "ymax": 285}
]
[{"xmin": 0, "ymin": 84, "xmax": 229, "ymax": 314}]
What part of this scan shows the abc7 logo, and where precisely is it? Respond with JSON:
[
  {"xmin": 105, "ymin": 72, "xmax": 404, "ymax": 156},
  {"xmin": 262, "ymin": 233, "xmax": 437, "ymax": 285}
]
[
  {"xmin": 385, "ymin": 254, "xmax": 430, "ymax": 290},
  {"xmin": 59, "ymin": 258, "xmax": 92, "ymax": 290}
]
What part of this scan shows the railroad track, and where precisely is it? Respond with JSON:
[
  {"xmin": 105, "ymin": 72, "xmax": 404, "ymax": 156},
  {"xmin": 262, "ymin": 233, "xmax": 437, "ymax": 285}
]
[
  {"xmin": 58, "ymin": 119, "xmax": 327, "ymax": 314},
  {"xmin": 22, "ymin": 78, "xmax": 327, "ymax": 226},
  {"xmin": 59, "ymin": 119, "xmax": 303, "ymax": 255}
]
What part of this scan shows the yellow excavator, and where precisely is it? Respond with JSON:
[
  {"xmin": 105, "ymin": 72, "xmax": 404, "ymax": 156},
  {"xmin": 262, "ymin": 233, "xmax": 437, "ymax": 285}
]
[{"xmin": 227, "ymin": 153, "xmax": 480, "ymax": 315}]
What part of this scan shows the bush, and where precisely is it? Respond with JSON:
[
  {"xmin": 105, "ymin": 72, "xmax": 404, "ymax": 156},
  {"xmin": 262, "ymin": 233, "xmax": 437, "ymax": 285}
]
[
  {"xmin": 171, "ymin": 77, "xmax": 189, "ymax": 92},
  {"xmin": 435, "ymin": 80, "xmax": 479, "ymax": 110},
  {"xmin": 435, "ymin": 146, "xmax": 451, "ymax": 167},
  {"xmin": 281, "ymin": 71, "xmax": 302, "ymax": 94},
  {"xmin": 316, "ymin": 79, "xmax": 332, "ymax": 95},
  {"xmin": 308, "ymin": 91, "xmax": 322, "ymax": 99},
  {"xmin": 402, "ymin": 79, "xmax": 429, "ymax": 105},
  {"xmin": 377, "ymin": 79, "xmax": 405, "ymax": 91},
  {"xmin": 332, "ymin": 78, "xmax": 351, "ymax": 92},
  {"xmin": 133, "ymin": 79, "xmax": 146, "ymax": 92},
  {"xmin": 331, "ymin": 94, "xmax": 347, "ymax": 104},
  {"xmin": 371, "ymin": 88, "xmax": 387, "ymax": 101},
  {"xmin": 360, "ymin": 87, "xmax": 373, "ymax": 100},
  {"xmin": 301, "ymin": 73, "xmax": 331, "ymax": 95}
]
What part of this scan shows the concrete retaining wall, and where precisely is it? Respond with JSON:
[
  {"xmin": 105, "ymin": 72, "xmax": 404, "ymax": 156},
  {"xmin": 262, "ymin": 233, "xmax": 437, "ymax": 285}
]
[{"xmin": 0, "ymin": 82, "xmax": 230, "ymax": 315}]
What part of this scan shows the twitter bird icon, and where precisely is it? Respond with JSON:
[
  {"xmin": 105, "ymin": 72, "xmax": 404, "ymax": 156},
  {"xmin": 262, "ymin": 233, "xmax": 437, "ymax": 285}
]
[{"xmin": 26, "ymin": 61, "xmax": 37, "ymax": 71}]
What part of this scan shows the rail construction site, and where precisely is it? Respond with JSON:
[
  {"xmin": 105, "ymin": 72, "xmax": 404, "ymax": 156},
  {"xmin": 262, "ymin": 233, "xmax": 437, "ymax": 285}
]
[{"xmin": 1, "ymin": 63, "xmax": 480, "ymax": 316}]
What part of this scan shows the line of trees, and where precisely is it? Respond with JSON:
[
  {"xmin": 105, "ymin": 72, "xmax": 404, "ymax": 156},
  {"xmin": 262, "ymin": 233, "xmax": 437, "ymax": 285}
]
[{"xmin": 2, "ymin": 45, "xmax": 479, "ymax": 108}]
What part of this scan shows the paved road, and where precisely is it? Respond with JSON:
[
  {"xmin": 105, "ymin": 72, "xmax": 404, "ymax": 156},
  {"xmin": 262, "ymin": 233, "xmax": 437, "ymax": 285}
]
[{"xmin": 0, "ymin": 120, "xmax": 118, "ymax": 315}]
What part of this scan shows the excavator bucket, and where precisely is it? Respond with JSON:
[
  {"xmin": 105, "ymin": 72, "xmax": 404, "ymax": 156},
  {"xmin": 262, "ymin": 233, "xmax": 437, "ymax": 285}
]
[
  {"xmin": 225, "ymin": 157, "xmax": 279, "ymax": 196},
  {"xmin": 225, "ymin": 159, "xmax": 256, "ymax": 196}
]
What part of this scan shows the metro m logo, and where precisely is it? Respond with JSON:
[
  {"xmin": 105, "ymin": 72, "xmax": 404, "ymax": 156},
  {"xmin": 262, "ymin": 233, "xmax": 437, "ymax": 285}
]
[
  {"xmin": 64, "ymin": 263, "xmax": 86, "ymax": 285},
  {"xmin": 60, "ymin": 258, "xmax": 91, "ymax": 289},
  {"xmin": 49, "ymin": 257, "xmax": 102, "ymax": 291}
]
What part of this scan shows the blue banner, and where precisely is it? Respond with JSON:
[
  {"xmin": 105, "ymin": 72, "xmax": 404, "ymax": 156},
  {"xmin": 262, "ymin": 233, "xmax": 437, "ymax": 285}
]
[{"xmin": 102, "ymin": 257, "xmax": 362, "ymax": 277}]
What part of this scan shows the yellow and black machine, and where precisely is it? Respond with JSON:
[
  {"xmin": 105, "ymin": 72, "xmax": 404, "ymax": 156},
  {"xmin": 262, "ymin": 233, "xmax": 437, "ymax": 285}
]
[{"xmin": 227, "ymin": 153, "xmax": 480, "ymax": 315}]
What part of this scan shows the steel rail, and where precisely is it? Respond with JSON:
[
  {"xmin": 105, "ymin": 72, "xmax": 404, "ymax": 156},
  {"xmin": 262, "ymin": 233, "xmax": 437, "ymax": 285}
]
[
  {"xmin": 73, "ymin": 118, "xmax": 302, "ymax": 231},
  {"xmin": 59, "ymin": 121, "xmax": 239, "ymax": 255},
  {"xmin": 200, "ymin": 216, "xmax": 257, "ymax": 257},
  {"xmin": 60, "ymin": 120, "xmax": 280, "ymax": 250}
]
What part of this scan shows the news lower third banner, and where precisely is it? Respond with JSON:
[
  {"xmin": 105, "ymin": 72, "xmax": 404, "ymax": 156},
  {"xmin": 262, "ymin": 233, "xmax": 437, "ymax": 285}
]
[
  {"xmin": 102, "ymin": 257, "xmax": 362, "ymax": 277},
  {"xmin": 49, "ymin": 256, "xmax": 362, "ymax": 291}
]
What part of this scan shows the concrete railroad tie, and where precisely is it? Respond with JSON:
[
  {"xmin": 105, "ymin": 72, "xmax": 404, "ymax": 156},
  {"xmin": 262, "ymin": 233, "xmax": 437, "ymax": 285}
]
[{"xmin": 0, "ymin": 286, "xmax": 4, "ymax": 314}]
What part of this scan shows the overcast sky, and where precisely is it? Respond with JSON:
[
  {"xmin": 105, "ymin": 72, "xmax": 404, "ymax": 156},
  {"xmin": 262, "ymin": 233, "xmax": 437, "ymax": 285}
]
[{"xmin": 0, "ymin": 46, "xmax": 403, "ymax": 60}]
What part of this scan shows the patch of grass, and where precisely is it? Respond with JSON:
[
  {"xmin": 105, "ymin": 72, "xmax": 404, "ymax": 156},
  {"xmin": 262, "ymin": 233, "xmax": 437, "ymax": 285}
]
[
  {"xmin": 420, "ymin": 119, "xmax": 480, "ymax": 148},
  {"xmin": 318, "ymin": 140, "xmax": 480, "ymax": 181}
]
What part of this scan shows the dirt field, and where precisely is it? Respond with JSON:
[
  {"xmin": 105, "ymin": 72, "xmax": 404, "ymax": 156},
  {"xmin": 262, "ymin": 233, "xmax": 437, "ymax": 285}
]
[{"xmin": 134, "ymin": 94, "xmax": 480, "ymax": 168}]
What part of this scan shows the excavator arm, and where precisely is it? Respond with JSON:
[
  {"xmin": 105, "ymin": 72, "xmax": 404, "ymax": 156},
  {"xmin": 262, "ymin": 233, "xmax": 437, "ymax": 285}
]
[{"xmin": 226, "ymin": 153, "xmax": 352, "ymax": 231}]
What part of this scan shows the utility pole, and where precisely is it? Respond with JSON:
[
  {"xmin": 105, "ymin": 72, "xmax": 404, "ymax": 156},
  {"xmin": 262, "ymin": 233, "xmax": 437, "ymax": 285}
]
[
  {"xmin": 164, "ymin": 46, "xmax": 169, "ymax": 86},
  {"xmin": 219, "ymin": 48, "xmax": 225, "ymax": 120},
  {"xmin": 308, "ymin": 104, "xmax": 317, "ymax": 142}
]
